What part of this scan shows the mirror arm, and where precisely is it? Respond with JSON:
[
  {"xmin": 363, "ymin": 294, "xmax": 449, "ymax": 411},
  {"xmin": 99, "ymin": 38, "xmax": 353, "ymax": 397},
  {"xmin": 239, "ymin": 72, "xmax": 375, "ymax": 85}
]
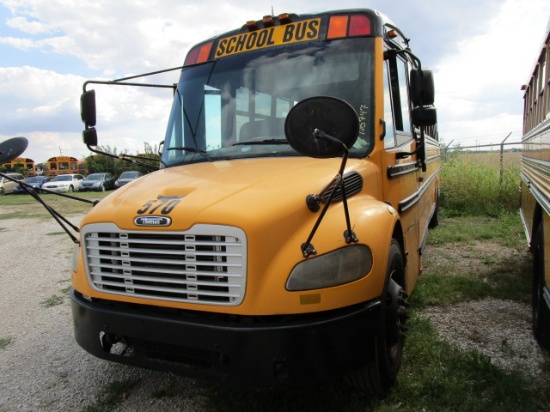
[
  {"xmin": 395, "ymin": 128, "xmax": 427, "ymax": 171},
  {"xmin": 0, "ymin": 172, "xmax": 94, "ymax": 244},
  {"xmin": 301, "ymin": 130, "xmax": 358, "ymax": 257},
  {"xmin": 86, "ymin": 145, "xmax": 159, "ymax": 171},
  {"xmin": 384, "ymin": 49, "xmax": 422, "ymax": 70}
]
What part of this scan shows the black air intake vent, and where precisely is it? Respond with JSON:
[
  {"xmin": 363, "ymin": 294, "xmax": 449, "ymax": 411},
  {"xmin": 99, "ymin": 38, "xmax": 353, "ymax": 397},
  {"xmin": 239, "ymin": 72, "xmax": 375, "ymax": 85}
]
[{"xmin": 321, "ymin": 172, "xmax": 363, "ymax": 203}]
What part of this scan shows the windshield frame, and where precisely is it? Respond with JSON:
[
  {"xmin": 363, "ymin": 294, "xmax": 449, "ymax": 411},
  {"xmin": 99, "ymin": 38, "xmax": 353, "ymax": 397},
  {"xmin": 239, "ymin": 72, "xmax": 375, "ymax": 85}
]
[{"xmin": 162, "ymin": 37, "xmax": 375, "ymax": 167}]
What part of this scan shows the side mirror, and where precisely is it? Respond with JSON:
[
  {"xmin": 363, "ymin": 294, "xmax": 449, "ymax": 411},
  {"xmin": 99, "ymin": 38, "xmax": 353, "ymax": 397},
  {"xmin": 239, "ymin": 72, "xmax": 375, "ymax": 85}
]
[
  {"xmin": 80, "ymin": 90, "xmax": 97, "ymax": 127},
  {"xmin": 284, "ymin": 96, "xmax": 359, "ymax": 158},
  {"xmin": 412, "ymin": 106, "xmax": 437, "ymax": 127},
  {"xmin": 82, "ymin": 128, "xmax": 98, "ymax": 146},
  {"xmin": 410, "ymin": 68, "xmax": 434, "ymax": 107}
]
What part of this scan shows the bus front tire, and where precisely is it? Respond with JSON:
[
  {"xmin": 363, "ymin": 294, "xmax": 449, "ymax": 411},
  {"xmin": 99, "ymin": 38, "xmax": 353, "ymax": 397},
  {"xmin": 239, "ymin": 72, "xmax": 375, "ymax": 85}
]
[
  {"xmin": 532, "ymin": 222, "xmax": 550, "ymax": 350},
  {"xmin": 346, "ymin": 239, "xmax": 408, "ymax": 397}
]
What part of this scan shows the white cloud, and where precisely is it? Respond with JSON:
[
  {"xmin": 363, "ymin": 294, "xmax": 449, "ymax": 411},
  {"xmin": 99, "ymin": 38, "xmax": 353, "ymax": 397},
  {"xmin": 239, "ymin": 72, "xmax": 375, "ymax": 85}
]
[
  {"xmin": 0, "ymin": 65, "xmax": 172, "ymax": 161},
  {"xmin": 6, "ymin": 16, "xmax": 52, "ymax": 34},
  {"xmin": 434, "ymin": 0, "xmax": 549, "ymax": 145}
]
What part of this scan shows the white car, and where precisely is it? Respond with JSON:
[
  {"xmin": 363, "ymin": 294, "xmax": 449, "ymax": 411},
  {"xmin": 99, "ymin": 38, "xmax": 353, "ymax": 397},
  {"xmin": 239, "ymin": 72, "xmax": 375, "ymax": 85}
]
[
  {"xmin": 42, "ymin": 174, "xmax": 85, "ymax": 193},
  {"xmin": 0, "ymin": 172, "xmax": 25, "ymax": 196}
]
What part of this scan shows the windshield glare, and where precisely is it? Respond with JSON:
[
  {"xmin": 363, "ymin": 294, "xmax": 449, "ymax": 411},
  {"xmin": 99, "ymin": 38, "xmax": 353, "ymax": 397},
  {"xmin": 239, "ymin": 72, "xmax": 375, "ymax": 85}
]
[{"xmin": 163, "ymin": 38, "xmax": 374, "ymax": 166}]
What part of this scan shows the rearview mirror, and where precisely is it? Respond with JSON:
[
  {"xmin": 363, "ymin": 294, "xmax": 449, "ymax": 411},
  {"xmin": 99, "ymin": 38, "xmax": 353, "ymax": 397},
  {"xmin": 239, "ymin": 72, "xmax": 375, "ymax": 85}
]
[
  {"xmin": 410, "ymin": 68, "xmax": 434, "ymax": 107},
  {"xmin": 284, "ymin": 96, "xmax": 359, "ymax": 158},
  {"xmin": 80, "ymin": 90, "xmax": 97, "ymax": 127},
  {"xmin": 82, "ymin": 127, "xmax": 98, "ymax": 146},
  {"xmin": 412, "ymin": 106, "xmax": 437, "ymax": 127}
]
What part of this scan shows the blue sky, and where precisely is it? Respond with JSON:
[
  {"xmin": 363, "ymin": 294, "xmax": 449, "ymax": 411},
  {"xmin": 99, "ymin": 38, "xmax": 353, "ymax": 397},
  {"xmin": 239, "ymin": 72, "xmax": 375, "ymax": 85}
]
[{"xmin": 0, "ymin": 0, "xmax": 548, "ymax": 162}]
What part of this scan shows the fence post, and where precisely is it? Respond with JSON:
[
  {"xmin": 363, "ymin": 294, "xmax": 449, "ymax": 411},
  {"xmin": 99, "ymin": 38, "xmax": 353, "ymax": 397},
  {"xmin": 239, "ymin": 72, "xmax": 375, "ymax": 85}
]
[
  {"xmin": 443, "ymin": 140, "xmax": 453, "ymax": 162},
  {"xmin": 499, "ymin": 132, "xmax": 512, "ymax": 184}
]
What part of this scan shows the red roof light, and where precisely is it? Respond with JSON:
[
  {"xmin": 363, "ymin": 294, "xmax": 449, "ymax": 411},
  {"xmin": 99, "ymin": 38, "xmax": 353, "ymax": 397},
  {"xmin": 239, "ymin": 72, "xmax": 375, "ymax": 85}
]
[
  {"xmin": 184, "ymin": 41, "xmax": 213, "ymax": 66},
  {"xmin": 327, "ymin": 14, "xmax": 371, "ymax": 39},
  {"xmin": 349, "ymin": 15, "xmax": 371, "ymax": 36}
]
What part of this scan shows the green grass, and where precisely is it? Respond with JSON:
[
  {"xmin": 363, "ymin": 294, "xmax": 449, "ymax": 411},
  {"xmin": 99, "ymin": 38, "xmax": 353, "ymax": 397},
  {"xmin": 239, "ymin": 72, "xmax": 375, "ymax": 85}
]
[
  {"xmin": 82, "ymin": 379, "xmax": 140, "ymax": 412},
  {"xmin": 0, "ymin": 191, "xmax": 110, "ymax": 219},
  {"xmin": 41, "ymin": 294, "xmax": 65, "ymax": 308},
  {"xmin": 0, "ymin": 336, "xmax": 14, "ymax": 350},
  {"xmin": 441, "ymin": 151, "xmax": 520, "ymax": 217},
  {"xmin": 380, "ymin": 316, "xmax": 549, "ymax": 412},
  {"xmin": 427, "ymin": 212, "xmax": 524, "ymax": 247}
]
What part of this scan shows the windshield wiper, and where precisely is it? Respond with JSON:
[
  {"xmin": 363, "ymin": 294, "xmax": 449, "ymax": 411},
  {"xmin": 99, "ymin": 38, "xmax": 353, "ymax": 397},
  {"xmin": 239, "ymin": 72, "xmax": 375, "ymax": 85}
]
[
  {"xmin": 233, "ymin": 138, "xmax": 288, "ymax": 146},
  {"xmin": 167, "ymin": 146, "xmax": 213, "ymax": 161}
]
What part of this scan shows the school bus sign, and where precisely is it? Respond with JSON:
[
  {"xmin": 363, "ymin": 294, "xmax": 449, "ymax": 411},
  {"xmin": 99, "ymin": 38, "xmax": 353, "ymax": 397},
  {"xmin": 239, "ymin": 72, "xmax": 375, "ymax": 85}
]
[{"xmin": 215, "ymin": 18, "xmax": 321, "ymax": 58}]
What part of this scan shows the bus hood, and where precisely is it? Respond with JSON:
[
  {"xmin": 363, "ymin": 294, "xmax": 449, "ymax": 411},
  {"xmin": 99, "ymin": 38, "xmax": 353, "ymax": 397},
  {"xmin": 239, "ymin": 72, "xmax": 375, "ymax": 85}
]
[{"xmin": 82, "ymin": 157, "xmax": 379, "ymax": 231}]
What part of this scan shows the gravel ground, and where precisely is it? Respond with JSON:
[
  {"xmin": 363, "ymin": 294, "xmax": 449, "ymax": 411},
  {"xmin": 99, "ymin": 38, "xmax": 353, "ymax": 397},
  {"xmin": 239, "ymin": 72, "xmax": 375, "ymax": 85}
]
[
  {"xmin": 420, "ymin": 299, "xmax": 548, "ymax": 377},
  {"xmin": 1, "ymin": 213, "xmax": 548, "ymax": 411},
  {"xmin": 0, "ymin": 215, "xmax": 208, "ymax": 412}
]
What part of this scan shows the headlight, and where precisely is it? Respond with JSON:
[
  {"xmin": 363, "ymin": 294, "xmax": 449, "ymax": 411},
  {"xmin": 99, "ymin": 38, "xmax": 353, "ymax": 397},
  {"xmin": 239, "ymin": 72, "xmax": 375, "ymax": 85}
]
[{"xmin": 286, "ymin": 245, "xmax": 373, "ymax": 291}]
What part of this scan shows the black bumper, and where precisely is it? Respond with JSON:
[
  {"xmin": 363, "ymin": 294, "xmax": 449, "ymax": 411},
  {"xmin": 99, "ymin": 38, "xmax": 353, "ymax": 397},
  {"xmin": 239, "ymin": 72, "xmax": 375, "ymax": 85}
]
[{"xmin": 71, "ymin": 289, "xmax": 382, "ymax": 387}]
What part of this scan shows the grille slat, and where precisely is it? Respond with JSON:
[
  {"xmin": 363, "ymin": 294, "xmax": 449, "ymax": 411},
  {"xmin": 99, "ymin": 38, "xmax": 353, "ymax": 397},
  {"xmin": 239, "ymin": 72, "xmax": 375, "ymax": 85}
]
[
  {"xmin": 92, "ymin": 279, "xmax": 241, "ymax": 298},
  {"xmin": 88, "ymin": 264, "xmax": 242, "ymax": 277},
  {"xmin": 82, "ymin": 224, "xmax": 247, "ymax": 306},
  {"xmin": 87, "ymin": 253, "xmax": 243, "ymax": 268},
  {"xmin": 87, "ymin": 245, "xmax": 241, "ymax": 258},
  {"xmin": 89, "ymin": 270, "xmax": 243, "ymax": 288}
]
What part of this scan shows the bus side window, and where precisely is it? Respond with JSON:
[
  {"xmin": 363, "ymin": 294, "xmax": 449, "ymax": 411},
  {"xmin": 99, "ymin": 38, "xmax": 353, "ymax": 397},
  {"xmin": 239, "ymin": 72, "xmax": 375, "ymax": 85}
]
[
  {"xmin": 383, "ymin": 62, "xmax": 396, "ymax": 148},
  {"xmin": 386, "ymin": 55, "xmax": 412, "ymax": 147}
]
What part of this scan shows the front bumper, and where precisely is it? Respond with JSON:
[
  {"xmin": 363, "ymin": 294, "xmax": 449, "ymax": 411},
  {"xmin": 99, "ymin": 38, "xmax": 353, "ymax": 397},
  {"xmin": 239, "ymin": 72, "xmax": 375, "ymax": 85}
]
[{"xmin": 71, "ymin": 289, "xmax": 382, "ymax": 387}]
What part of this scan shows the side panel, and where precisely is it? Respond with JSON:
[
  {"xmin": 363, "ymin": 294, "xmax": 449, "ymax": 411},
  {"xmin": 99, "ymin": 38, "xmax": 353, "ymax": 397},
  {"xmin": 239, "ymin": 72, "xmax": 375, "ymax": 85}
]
[
  {"xmin": 521, "ymin": 119, "xmax": 550, "ymax": 289},
  {"xmin": 377, "ymin": 36, "xmax": 441, "ymax": 294},
  {"xmin": 521, "ymin": 119, "xmax": 550, "ymax": 347}
]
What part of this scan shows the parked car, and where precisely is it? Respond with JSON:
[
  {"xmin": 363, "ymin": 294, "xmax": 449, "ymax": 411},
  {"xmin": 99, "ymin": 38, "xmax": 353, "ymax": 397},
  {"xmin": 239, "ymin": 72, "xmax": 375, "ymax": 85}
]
[
  {"xmin": 13, "ymin": 176, "xmax": 51, "ymax": 194},
  {"xmin": 79, "ymin": 172, "xmax": 116, "ymax": 192},
  {"xmin": 0, "ymin": 173, "xmax": 25, "ymax": 195},
  {"xmin": 115, "ymin": 171, "xmax": 143, "ymax": 188},
  {"xmin": 41, "ymin": 174, "xmax": 84, "ymax": 193}
]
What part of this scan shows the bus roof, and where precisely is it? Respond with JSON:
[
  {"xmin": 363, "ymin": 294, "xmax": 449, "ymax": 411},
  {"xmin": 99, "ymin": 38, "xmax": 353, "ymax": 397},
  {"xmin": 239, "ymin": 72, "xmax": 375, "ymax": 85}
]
[{"xmin": 184, "ymin": 9, "xmax": 408, "ymax": 66}]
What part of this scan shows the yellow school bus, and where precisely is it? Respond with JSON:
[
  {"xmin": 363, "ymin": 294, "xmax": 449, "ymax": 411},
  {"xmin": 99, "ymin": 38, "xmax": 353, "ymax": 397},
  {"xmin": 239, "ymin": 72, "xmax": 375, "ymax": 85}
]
[
  {"xmin": 43, "ymin": 156, "xmax": 79, "ymax": 177},
  {"xmin": 74, "ymin": 9, "xmax": 440, "ymax": 394},
  {"xmin": 520, "ymin": 21, "xmax": 550, "ymax": 350},
  {"xmin": 2, "ymin": 157, "xmax": 36, "ymax": 176}
]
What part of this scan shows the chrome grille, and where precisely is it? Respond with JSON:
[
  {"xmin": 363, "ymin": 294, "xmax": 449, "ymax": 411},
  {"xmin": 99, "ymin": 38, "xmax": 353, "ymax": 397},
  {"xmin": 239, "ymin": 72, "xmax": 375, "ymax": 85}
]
[{"xmin": 82, "ymin": 223, "xmax": 247, "ymax": 305}]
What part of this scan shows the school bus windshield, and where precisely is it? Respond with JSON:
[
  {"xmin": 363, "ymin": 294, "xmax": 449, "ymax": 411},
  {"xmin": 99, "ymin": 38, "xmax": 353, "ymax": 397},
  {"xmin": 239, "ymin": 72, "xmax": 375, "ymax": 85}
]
[{"xmin": 162, "ymin": 37, "xmax": 374, "ymax": 166}]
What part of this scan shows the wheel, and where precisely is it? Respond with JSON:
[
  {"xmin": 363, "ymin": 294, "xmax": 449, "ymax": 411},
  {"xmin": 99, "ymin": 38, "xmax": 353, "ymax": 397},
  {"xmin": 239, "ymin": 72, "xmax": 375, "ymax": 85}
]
[
  {"xmin": 0, "ymin": 188, "xmax": 4, "ymax": 196},
  {"xmin": 346, "ymin": 239, "xmax": 408, "ymax": 396},
  {"xmin": 68, "ymin": 185, "xmax": 74, "ymax": 192},
  {"xmin": 101, "ymin": 184, "xmax": 106, "ymax": 192},
  {"xmin": 532, "ymin": 222, "xmax": 550, "ymax": 350}
]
